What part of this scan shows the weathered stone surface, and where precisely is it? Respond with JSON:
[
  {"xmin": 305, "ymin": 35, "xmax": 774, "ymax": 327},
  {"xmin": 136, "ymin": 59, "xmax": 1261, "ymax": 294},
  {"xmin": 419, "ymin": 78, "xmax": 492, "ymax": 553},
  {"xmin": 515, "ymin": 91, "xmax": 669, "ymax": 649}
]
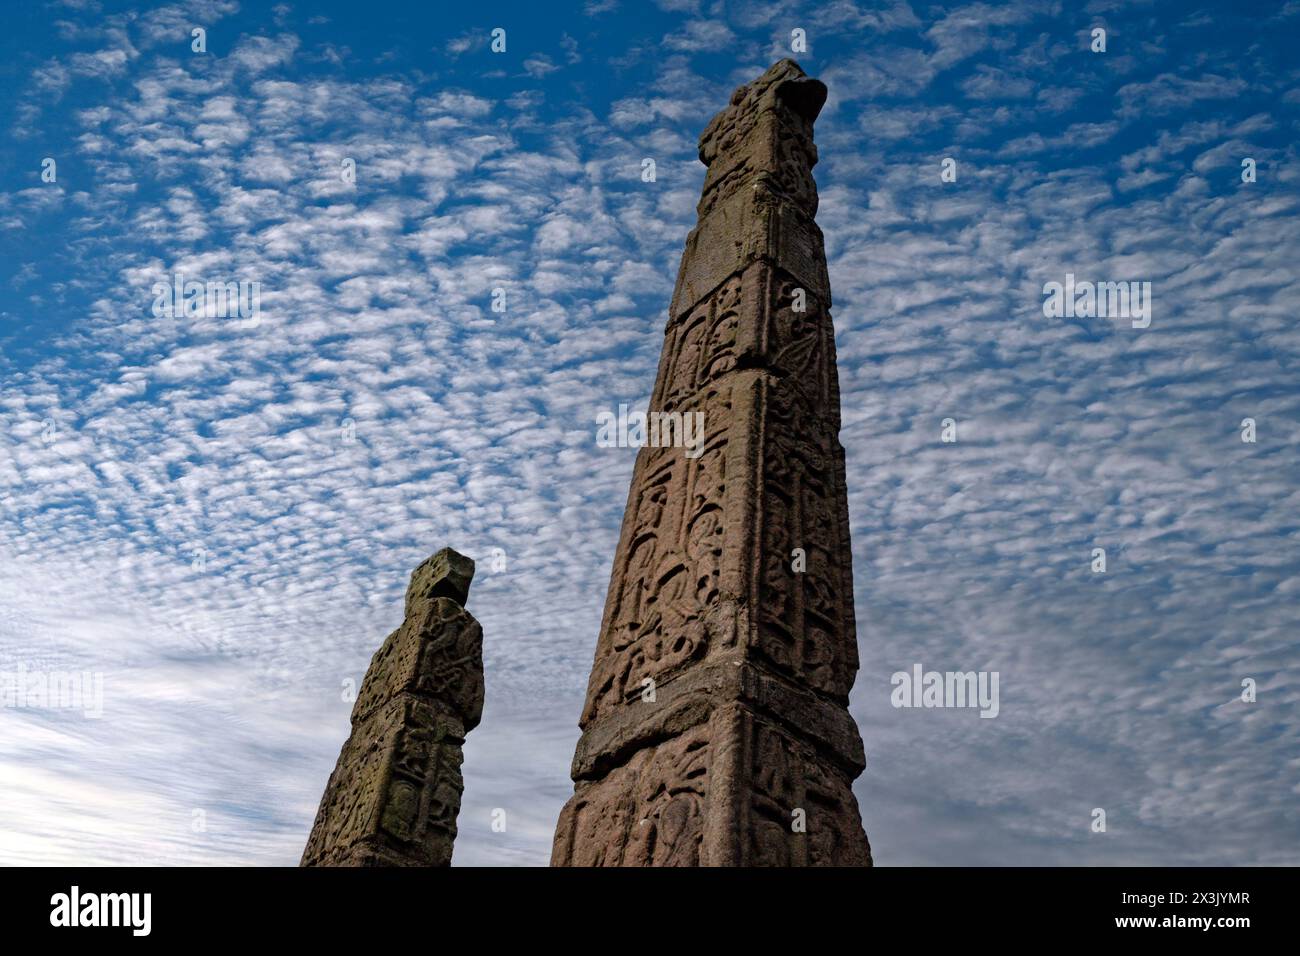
[
  {"xmin": 301, "ymin": 547, "xmax": 482, "ymax": 867},
  {"xmin": 552, "ymin": 60, "xmax": 872, "ymax": 866},
  {"xmin": 405, "ymin": 548, "xmax": 474, "ymax": 611}
]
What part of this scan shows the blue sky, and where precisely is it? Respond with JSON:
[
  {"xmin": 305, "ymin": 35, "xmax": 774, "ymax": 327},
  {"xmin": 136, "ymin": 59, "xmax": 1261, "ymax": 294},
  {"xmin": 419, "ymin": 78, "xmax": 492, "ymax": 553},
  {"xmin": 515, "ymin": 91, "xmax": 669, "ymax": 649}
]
[{"xmin": 1, "ymin": 0, "xmax": 1298, "ymax": 866}]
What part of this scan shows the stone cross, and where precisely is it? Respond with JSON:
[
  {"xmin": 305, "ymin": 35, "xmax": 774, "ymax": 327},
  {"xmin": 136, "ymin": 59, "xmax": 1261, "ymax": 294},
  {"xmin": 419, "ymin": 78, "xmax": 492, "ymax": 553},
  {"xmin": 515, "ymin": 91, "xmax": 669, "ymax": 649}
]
[
  {"xmin": 551, "ymin": 59, "xmax": 873, "ymax": 866},
  {"xmin": 301, "ymin": 548, "xmax": 483, "ymax": 867}
]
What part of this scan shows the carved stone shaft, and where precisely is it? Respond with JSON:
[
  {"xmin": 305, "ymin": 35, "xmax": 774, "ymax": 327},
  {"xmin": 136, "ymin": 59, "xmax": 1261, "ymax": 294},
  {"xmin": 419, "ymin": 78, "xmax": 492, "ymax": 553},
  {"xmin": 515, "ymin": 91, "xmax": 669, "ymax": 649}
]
[
  {"xmin": 552, "ymin": 60, "xmax": 872, "ymax": 866},
  {"xmin": 301, "ymin": 548, "xmax": 483, "ymax": 867}
]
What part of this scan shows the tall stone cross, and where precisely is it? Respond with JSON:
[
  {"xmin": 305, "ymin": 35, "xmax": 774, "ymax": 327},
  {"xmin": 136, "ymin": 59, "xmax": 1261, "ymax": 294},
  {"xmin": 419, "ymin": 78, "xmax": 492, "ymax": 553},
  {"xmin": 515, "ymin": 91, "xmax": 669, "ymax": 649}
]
[
  {"xmin": 551, "ymin": 60, "xmax": 872, "ymax": 866},
  {"xmin": 301, "ymin": 548, "xmax": 483, "ymax": 867}
]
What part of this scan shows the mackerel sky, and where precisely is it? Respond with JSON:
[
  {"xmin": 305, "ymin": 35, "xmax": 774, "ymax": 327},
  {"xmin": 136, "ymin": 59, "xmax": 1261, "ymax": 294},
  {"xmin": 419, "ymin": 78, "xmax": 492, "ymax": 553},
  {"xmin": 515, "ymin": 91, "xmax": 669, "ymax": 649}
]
[{"xmin": 1, "ymin": 0, "xmax": 1298, "ymax": 866}]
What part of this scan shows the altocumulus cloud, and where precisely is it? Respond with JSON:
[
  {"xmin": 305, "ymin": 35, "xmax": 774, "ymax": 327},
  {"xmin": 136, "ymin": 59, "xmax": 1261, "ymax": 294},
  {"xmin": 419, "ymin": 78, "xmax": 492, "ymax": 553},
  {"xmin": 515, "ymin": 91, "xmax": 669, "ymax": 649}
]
[{"xmin": 1, "ymin": 0, "xmax": 1298, "ymax": 866}]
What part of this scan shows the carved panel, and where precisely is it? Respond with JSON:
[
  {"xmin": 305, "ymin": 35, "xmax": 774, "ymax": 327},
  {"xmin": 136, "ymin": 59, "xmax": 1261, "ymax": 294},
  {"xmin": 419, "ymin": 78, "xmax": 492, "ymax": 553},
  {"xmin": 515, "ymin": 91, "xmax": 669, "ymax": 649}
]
[
  {"xmin": 699, "ymin": 113, "xmax": 821, "ymax": 220},
  {"xmin": 755, "ymin": 373, "xmax": 854, "ymax": 700},
  {"xmin": 554, "ymin": 722, "xmax": 711, "ymax": 867},
  {"xmin": 658, "ymin": 263, "xmax": 834, "ymax": 420},
  {"xmin": 301, "ymin": 697, "xmax": 469, "ymax": 866},
  {"xmin": 582, "ymin": 382, "xmax": 738, "ymax": 725},
  {"xmin": 351, "ymin": 598, "xmax": 484, "ymax": 730},
  {"xmin": 669, "ymin": 185, "xmax": 832, "ymax": 320},
  {"xmin": 747, "ymin": 715, "xmax": 872, "ymax": 867}
]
